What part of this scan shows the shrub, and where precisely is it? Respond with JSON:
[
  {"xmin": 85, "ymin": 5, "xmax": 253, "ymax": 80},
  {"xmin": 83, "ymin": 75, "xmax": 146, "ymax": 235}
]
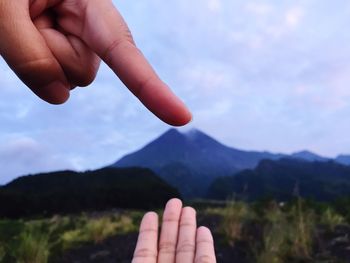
[
  {"xmin": 13, "ymin": 227, "xmax": 49, "ymax": 263},
  {"xmin": 84, "ymin": 217, "xmax": 118, "ymax": 244},
  {"xmin": 222, "ymin": 201, "xmax": 252, "ymax": 246},
  {"xmin": 320, "ymin": 208, "xmax": 345, "ymax": 230},
  {"xmin": 256, "ymin": 202, "xmax": 289, "ymax": 263},
  {"xmin": 61, "ymin": 214, "xmax": 136, "ymax": 249},
  {"xmin": 287, "ymin": 198, "xmax": 315, "ymax": 260}
]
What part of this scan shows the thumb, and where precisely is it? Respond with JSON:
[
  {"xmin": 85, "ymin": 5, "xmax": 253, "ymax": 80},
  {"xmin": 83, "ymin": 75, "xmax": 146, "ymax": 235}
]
[{"xmin": 0, "ymin": 1, "xmax": 70, "ymax": 104}]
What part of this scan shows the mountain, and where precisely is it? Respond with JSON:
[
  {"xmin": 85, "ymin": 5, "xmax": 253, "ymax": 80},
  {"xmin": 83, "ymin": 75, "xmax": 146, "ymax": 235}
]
[
  {"xmin": 112, "ymin": 128, "xmax": 284, "ymax": 198},
  {"xmin": 208, "ymin": 158, "xmax": 350, "ymax": 201},
  {"xmin": 0, "ymin": 167, "xmax": 180, "ymax": 218},
  {"xmin": 336, "ymin": 155, "xmax": 350, "ymax": 165},
  {"xmin": 291, "ymin": 150, "xmax": 329, "ymax": 162}
]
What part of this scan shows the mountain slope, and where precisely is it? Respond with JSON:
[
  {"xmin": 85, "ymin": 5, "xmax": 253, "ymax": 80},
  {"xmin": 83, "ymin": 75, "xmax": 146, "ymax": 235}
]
[
  {"xmin": 0, "ymin": 167, "xmax": 180, "ymax": 218},
  {"xmin": 291, "ymin": 150, "xmax": 329, "ymax": 162},
  {"xmin": 336, "ymin": 155, "xmax": 350, "ymax": 165},
  {"xmin": 208, "ymin": 158, "xmax": 350, "ymax": 201},
  {"xmin": 112, "ymin": 129, "xmax": 284, "ymax": 198}
]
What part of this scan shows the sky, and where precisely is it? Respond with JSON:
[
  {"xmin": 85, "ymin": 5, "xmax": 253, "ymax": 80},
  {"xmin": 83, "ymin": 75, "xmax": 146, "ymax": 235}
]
[{"xmin": 1, "ymin": 0, "xmax": 350, "ymax": 183}]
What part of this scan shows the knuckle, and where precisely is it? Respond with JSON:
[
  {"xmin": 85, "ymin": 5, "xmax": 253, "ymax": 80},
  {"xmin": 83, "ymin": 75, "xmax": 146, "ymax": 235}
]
[
  {"xmin": 159, "ymin": 241, "xmax": 177, "ymax": 254},
  {"xmin": 180, "ymin": 218, "xmax": 196, "ymax": 227},
  {"xmin": 102, "ymin": 31, "xmax": 135, "ymax": 65},
  {"xmin": 197, "ymin": 240, "xmax": 214, "ymax": 246},
  {"xmin": 195, "ymin": 255, "xmax": 215, "ymax": 263},
  {"xmin": 68, "ymin": 64, "xmax": 97, "ymax": 87},
  {"xmin": 139, "ymin": 228, "xmax": 158, "ymax": 235},
  {"xmin": 15, "ymin": 57, "xmax": 56, "ymax": 74},
  {"xmin": 176, "ymin": 241, "xmax": 195, "ymax": 254},
  {"xmin": 133, "ymin": 248, "xmax": 157, "ymax": 259},
  {"xmin": 13, "ymin": 57, "xmax": 60, "ymax": 86}
]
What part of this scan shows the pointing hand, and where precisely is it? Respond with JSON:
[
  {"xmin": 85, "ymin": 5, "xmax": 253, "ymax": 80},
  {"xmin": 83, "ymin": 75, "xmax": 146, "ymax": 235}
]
[{"xmin": 0, "ymin": 0, "xmax": 192, "ymax": 126}]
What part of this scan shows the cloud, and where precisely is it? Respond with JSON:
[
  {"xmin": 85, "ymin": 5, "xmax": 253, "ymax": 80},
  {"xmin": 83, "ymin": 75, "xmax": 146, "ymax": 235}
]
[
  {"xmin": 245, "ymin": 2, "xmax": 273, "ymax": 16},
  {"xmin": 1, "ymin": 0, "xmax": 350, "ymax": 182},
  {"xmin": 207, "ymin": 0, "xmax": 222, "ymax": 13},
  {"xmin": 285, "ymin": 7, "xmax": 304, "ymax": 29},
  {"xmin": 0, "ymin": 136, "xmax": 76, "ymax": 184}
]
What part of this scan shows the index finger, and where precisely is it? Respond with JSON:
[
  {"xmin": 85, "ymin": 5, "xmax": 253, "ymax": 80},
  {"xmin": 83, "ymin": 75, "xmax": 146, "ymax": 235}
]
[{"xmin": 81, "ymin": 1, "xmax": 192, "ymax": 126}]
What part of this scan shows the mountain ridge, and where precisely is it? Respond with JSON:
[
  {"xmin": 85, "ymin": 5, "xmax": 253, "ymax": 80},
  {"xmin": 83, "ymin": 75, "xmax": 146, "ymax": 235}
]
[{"xmin": 111, "ymin": 128, "xmax": 349, "ymax": 198}]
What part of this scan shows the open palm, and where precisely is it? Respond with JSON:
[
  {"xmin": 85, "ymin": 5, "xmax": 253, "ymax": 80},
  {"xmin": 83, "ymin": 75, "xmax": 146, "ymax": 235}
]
[{"xmin": 132, "ymin": 199, "xmax": 217, "ymax": 263}]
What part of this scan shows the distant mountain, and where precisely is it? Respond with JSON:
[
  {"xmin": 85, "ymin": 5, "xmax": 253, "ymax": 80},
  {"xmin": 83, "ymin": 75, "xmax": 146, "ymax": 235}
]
[
  {"xmin": 336, "ymin": 155, "xmax": 350, "ymax": 166},
  {"xmin": 112, "ymin": 128, "xmax": 284, "ymax": 198},
  {"xmin": 0, "ymin": 167, "xmax": 180, "ymax": 218},
  {"xmin": 208, "ymin": 158, "xmax": 350, "ymax": 201},
  {"xmin": 291, "ymin": 150, "xmax": 330, "ymax": 162}
]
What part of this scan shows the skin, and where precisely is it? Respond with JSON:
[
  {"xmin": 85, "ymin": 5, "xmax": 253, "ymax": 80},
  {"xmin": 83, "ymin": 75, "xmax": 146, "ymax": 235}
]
[
  {"xmin": 0, "ymin": 0, "xmax": 192, "ymax": 126},
  {"xmin": 132, "ymin": 199, "xmax": 217, "ymax": 263}
]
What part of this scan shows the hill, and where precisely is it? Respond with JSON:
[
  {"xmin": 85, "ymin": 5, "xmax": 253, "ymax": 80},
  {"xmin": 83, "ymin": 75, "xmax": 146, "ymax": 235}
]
[
  {"xmin": 0, "ymin": 167, "xmax": 180, "ymax": 218},
  {"xmin": 208, "ymin": 158, "xmax": 350, "ymax": 201}
]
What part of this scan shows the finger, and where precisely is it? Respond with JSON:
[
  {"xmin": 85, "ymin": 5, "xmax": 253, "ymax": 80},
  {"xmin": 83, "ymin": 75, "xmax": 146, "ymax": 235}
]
[
  {"xmin": 175, "ymin": 207, "xmax": 197, "ymax": 263},
  {"xmin": 33, "ymin": 12, "xmax": 100, "ymax": 87},
  {"xmin": 0, "ymin": 1, "xmax": 70, "ymax": 104},
  {"xmin": 132, "ymin": 212, "xmax": 159, "ymax": 263},
  {"xmin": 38, "ymin": 24, "xmax": 100, "ymax": 87},
  {"xmin": 78, "ymin": 0, "xmax": 192, "ymax": 126},
  {"xmin": 158, "ymin": 198, "xmax": 183, "ymax": 263},
  {"xmin": 195, "ymin": 227, "xmax": 217, "ymax": 263}
]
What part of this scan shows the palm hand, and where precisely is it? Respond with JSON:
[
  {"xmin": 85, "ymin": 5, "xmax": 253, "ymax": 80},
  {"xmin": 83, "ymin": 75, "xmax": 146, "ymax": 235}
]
[{"xmin": 132, "ymin": 199, "xmax": 216, "ymax": 263}]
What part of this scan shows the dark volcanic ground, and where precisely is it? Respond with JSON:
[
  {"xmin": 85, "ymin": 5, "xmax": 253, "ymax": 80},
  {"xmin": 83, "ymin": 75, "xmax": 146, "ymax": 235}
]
[{"xmin": 57, "ymin": 215, "xmax": 350, "ymax": 263}]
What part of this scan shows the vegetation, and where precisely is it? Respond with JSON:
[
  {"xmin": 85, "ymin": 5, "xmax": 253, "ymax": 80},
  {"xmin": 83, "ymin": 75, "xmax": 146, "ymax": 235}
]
[
  {"xmin": 0, "ymin": 167, "xmax": 180, "ymax": 218},
  {"xmin": 213, "ymin": 198, "xmax": 349, "ymax": 262},
  {"xmin": 1, "ymin": 198, "xmax": 350, "ymax": 262},
  {"xmin": 0, "ymin": 211, "xmax": 142, "ymax": 262},
  {"xmin": 208, "ymin": 158, "xmax": 350, "ymax": 201},
  {"xmin": 222, "ymin": 201, "xmax": 252, "ymax": 246},
  {"xmin": 14, "ymin": 228, "xmax": 49, "ymax": 263}
]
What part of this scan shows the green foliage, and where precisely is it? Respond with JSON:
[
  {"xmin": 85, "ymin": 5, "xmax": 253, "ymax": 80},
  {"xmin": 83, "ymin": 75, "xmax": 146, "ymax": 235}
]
[
  {"xmin": 255, "ymin": 202, "xmax": 288, "ymax": 263},
  {"xmin": 320, "ymin": 207, "xmax": 345, "ymax": 230},
  {"xmin": 257, "ymin": 224, "xmax": 286, "ymax": 263},
  {"xmin": 60, "ymin": 214, "xmax": 137, "ymax": 250},
  {"xmin": 0, "ymin": 199, "xmax": 349, "ymax": 262},
  {"xmin": 13, "ymin": 226, "xmax": 50, "ymax": 263},
  {"xmin": 0, "ymin": 211, "xmax": 140, "ymax": 262},
  {"xmin": 218, "ymin": 199, "xmax": 319, "ymax": 262},
  {"xmin": 287, "ymin": 199, "xmax": 315, "ymax": 259},
  {"xmin": 222, "ymin": 201, "xmax": 253, "ymax": 246}
]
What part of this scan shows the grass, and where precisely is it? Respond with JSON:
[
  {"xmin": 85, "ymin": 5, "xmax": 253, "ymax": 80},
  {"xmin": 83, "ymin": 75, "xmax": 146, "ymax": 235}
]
[
  {"xmin": 14, "ymin": 228, "xmax": 50, "ymax": 263},
  {"xmin": 0, "ymin": 200, "xmax": 349, "ymax": 262},
  {"xmin": 0, "ymin": 211, "xmax": 141, "ymax": 262},
  {"xmin": 218, "ymin": 198, "xmax": 343, "ymax": 262},
  {"xmin": 320, "ymin": 207, "xmax": 345, "ymax": 231},
  {"xmin": 222, "ymin": 200, "xmax": 252, "ymax": 246},
  {"xmin": 287, "ymin": 199, "xmax": 315, "ymax": 259}
]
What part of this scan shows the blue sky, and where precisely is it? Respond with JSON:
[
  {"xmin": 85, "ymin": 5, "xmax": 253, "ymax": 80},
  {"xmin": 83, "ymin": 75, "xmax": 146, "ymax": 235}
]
[{"xmin": 1, "ymin": 0, "xmax": 350, "ymax": 183}]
